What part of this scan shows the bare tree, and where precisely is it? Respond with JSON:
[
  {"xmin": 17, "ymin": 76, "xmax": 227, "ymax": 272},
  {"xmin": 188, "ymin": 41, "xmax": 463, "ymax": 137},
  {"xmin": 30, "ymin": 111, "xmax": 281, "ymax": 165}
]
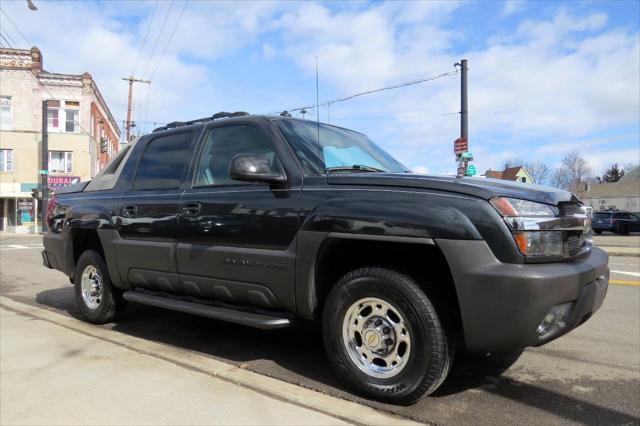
[
  {"xmin": 550, "ymin": 168, "xmax": 571, "ymax": 190},
  {"xmin": 550, "ymin": 151, "xmax": 593, "ymax": 197},
  {"xmin": 562, "ymin": 151, "xmax": 592, "ymax": 184},
  {"xmin": 502, "ymin": 157, "xmax": 551, "ymax": 185},
  {"xmin": 524, "ymin": 161, "xmax": 551, "ymax": 185},
  {"xmin": 502, "ymin": 158, "xmax": 524, "ymax": 169}
]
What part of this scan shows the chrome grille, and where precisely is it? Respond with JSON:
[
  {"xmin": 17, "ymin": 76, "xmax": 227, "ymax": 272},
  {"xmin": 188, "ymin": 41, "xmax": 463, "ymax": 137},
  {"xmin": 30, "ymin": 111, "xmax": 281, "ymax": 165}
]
[
  {"xmin": 559, "ymin": 202, "xmax": 582, "ymax": 217},
  {"xmin": 560, "ymin": 203, "xmax": 589, "ymax": 258},
  {"xmin": 567, "ymin": 233, "xmax": 583, "ymax": 256}
]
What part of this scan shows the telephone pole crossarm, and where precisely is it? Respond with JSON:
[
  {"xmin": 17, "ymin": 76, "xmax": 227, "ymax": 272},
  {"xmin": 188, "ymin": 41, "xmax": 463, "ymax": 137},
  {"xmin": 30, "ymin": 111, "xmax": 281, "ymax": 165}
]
[{"xmin": 121, "ymin": 76, "xmax": 151, "ymax": 142}]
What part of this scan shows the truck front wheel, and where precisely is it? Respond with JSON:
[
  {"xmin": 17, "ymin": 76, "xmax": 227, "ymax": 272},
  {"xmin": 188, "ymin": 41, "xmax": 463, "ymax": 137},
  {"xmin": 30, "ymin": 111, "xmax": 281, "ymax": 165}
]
[
  {"xmin": 322, "ymin": 267, "xmax": 453, "ymax": 405},
  {"xmin": 74, "ymin": 250, "xmax": 126, "ymax": 324}
]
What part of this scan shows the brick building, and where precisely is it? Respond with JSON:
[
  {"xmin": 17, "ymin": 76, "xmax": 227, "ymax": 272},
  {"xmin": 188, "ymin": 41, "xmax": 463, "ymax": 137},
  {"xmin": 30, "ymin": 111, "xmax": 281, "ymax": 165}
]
[{"xmin": 0, "ymin": 46, "xmax": 120, "ymax": 232}]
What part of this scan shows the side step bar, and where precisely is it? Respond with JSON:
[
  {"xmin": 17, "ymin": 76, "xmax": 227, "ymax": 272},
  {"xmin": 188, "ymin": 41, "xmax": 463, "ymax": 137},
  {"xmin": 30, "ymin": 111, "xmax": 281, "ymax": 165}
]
[{"xmin": 122, "ymin": 291, "xmax": 292, "ymax": 330}]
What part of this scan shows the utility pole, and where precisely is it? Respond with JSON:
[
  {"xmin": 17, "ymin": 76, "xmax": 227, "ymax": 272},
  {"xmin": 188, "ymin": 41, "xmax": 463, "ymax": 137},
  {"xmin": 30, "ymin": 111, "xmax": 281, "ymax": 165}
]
[
  {"xmin": 454, "ymin": 59, "xmax": 473, "ymax": 178},
  {"xmin": 121, "ymin": 76, "xmax": 151, "ymax": 142},
  {"xmin": 39, "ymin": 100, "xmax": 49, "ymax": 232},
  {"xmin": 460, "ymin": 59, "xmax": 468, "ymax": 142}
]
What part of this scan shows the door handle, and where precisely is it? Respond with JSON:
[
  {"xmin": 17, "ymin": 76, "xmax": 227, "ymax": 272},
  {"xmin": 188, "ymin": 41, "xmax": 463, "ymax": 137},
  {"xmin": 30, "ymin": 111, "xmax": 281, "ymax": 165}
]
[
  {"xmin": 181, "ymin": 203, "xmax": 201, "ymax": 217},
  {"xmin": 122, "ymin": 205, "xmax": 137, "ymax": 218}
]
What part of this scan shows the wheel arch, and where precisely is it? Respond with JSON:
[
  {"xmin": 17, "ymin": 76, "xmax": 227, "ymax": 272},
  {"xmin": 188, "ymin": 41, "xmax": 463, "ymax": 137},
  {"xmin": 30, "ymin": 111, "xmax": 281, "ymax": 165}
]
[
  {"xmin": 67, "ymin": 227, "xmax": 124, "ymax": 288},
  {"xmin": 297, "ymin": 233, "xmax": 464, "ymax": 347}
]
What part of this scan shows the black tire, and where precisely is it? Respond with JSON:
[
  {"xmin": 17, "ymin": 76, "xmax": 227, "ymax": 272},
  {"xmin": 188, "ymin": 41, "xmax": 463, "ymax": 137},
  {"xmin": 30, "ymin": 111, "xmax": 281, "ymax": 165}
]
[
  {"xmin": 322, "ymin": 267, "xmax": 453, "ymax": 405},
  {"xmin": 593, "ymin": 229, "xmax": 603, "ymax": 235},
  {"xmin": 74, "ymin": 250, "xmax": 126, "ymax": 324}
]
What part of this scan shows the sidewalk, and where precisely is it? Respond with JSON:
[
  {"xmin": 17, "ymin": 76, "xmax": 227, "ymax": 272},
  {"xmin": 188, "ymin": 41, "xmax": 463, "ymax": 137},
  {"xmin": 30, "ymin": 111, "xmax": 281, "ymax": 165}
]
[
  {"xmin": 0, "ymin": 298, "xmax": 419, "ymax": 426},
  {"xmin": 598, "ymin": 246, "xmax": 640, "ymax": 257},
  {"xmin": 594, "ymin": 235, "xmax": 640, "ymax": 257}
]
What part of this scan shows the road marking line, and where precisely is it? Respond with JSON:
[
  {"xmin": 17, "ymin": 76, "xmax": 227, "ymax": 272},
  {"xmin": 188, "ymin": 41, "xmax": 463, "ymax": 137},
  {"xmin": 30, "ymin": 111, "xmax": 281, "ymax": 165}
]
[
  {"xmin": 0, "ymin": 245, "xmax": 43, "ymax": 251},
  {"xmin": 611, "ymin": 270, "xmax": 640, "ymax": 278},
  {"xmin": 610, "ymin": 279, "xmax": 640, "ymax": 287}
]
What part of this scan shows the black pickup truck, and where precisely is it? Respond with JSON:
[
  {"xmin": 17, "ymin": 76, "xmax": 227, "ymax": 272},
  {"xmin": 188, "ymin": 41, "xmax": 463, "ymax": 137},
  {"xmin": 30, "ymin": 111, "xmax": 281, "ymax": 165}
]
[{"xmin": 43, "ymin": 112, "xmax": 609, "ymax": 404}]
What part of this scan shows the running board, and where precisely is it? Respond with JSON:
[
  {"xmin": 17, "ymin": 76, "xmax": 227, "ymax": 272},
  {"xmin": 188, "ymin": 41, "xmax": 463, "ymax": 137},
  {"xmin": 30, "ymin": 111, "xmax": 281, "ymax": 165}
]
[{"xmin": 122, "ymin": 291, "xmax": 292, "ymax": 329}]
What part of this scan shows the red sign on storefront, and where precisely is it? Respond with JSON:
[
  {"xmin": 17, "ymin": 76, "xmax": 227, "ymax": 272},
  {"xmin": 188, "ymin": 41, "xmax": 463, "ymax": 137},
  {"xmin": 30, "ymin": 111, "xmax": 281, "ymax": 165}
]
[{"xmin": 48, "ymin": 175, "xmax": 80, "ymax": 190}]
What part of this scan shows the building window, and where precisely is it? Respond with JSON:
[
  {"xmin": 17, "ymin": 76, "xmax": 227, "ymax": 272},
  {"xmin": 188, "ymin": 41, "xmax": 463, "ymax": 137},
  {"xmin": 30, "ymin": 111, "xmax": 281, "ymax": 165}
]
[
  {"xmin": 0, "ymin": 96, "xmax": 11, "ymax": 130},
  {"xmin": 521, "ymin": 177, "xmax": 526, "ymax": 182},
  {"xmin": 65, "ymin": 101, "xmax": 79, "ymax": 133},
  {"xmin": 47, "ymin": 100, "xmax": 60, "ymax": 130},
  {"xmin": 47, "ymin": 100, "xmax": 79, "ymax": 132},
  {"xmin": 0, "ymin": 149, "xmax": 13, "ymax": 172},
  {"xmin": 49, "ymin": 151, "xmax": 73, "ymax": 173}
]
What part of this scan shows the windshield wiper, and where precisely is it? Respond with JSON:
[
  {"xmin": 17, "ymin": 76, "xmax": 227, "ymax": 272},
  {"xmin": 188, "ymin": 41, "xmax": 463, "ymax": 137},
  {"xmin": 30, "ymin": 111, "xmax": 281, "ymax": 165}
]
[{"xmin": 325, "ymin": 164, "xmax": 385, "ymax": 174}]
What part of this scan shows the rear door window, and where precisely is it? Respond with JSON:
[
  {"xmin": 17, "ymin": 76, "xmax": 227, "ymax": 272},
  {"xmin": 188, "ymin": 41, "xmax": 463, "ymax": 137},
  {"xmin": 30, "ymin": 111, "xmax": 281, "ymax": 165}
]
[
  {"xmin": 614, "ymin": 213, "xmax": 631, "ymax": 220},
  {"xmin": 593, "ymin": 213, "xmax": 612, "ymax": 220},
  {"xmin": 133, "ymin": 132, "xmax": 194, "ymax": 190}
]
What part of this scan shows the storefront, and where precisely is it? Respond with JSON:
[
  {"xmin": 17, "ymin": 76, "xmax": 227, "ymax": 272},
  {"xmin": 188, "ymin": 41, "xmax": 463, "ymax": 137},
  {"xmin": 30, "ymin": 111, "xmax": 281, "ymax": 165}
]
[
  {"xmin": 0, "ymin": 176, "xmax": 82, "ymax": 233},
  {"xmin": 0, "ymin": 193, "xmax": 39, "ymax": 234}
]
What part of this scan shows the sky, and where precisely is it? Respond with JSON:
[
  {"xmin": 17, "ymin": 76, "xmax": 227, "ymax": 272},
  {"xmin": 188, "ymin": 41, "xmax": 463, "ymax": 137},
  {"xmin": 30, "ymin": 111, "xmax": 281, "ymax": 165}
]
[{"xmin": 1, "ymin": 0, "xmax": 639, "ymax": 178}]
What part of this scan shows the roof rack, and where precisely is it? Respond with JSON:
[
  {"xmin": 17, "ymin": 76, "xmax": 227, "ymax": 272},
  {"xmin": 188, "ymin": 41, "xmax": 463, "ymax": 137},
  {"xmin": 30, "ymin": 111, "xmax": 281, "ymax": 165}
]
[{"xmin": 152, "ymin": 111, "xmax": 250, "ymax": 132}]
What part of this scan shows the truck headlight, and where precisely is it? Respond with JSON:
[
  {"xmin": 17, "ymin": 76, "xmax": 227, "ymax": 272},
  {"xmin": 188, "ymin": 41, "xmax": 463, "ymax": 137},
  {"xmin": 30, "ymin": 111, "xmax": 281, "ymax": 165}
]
[
  {"xmin": 490, "ymin": 197, "xmax": 558, "ymax": 217},
  {"xmin": 513, "ymin": 231, "xmax": 564, "ymax": 257},
  {"xmin": 491, "ymin": 197, "xmax": 564, "ymax": 258}
]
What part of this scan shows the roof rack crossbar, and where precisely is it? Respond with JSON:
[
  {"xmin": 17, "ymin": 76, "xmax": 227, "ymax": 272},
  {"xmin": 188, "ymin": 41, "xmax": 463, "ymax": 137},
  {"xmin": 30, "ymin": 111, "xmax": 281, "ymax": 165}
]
[{"xmin": 152, "ymin": 111, "xmax": 250, "ymax": 132}]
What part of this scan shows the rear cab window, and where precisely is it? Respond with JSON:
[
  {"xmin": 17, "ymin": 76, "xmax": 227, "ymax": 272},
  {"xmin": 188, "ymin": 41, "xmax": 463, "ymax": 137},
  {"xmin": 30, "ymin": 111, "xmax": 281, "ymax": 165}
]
[{"xmin": 133, "ymin": 132, "xmax": 194, "ymax": 190}]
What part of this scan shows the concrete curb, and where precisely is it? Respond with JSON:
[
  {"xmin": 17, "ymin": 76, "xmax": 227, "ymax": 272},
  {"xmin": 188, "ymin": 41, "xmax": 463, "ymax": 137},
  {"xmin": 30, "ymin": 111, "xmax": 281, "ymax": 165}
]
[
  {"xmin": 598, "ymin": 247, "xmax": 640, "ymax": 258},
  {"xmin": 0, "ymin": 296, "xmax": 424, "ymax": 426}
]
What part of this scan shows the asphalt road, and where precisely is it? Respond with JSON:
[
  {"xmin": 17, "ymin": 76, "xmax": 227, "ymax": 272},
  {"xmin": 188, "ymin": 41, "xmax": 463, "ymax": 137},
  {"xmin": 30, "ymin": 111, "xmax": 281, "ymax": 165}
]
[{"xmin": 1, "ymin": 234, "xmax": 638, "ymax": 425}]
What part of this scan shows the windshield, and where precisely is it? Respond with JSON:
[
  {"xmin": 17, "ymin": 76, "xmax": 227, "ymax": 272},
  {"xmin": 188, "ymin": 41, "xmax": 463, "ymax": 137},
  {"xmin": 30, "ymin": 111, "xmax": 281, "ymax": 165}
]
[{"xmin": 275, "ymin": 119, "xmax": 409, "ymax": 175}]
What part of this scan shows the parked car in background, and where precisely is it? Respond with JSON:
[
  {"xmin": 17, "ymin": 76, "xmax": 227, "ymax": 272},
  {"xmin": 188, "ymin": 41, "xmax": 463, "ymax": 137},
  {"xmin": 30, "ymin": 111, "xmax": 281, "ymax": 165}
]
[{"xmin": 592, "ymin": 211, "xmax": 640, "ymax": 235}]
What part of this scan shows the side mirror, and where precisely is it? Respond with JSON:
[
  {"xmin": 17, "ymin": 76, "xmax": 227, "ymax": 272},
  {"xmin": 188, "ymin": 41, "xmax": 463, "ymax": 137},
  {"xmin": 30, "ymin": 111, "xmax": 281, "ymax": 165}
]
[{"xmin": 229, "ymin": 154, "xmax": 286, "ymax": 184}]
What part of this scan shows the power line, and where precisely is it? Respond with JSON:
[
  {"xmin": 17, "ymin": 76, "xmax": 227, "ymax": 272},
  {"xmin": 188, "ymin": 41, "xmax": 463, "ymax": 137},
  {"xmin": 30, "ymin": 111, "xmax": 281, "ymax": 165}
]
[
  {"xmin": 0, "ymin": 33, "xmax": 11, "ymax": 47},
  {"xmin": 141, "ymin": 0, "xmax": 174, "ymax": 79},
  {"xmin": 0, "ymin": 27, "xmax": 19, "ymax": 48},
  {"xmin": 329, "ymin": 111, "xmax": 460, "ymax": 121},
  {"xmin": 0, "ymin": 28, "xmax": 94, "ymax": 138},
  {"xmin": 148, "ymin": 0, "xmax": 189, "ymax": 80},
  {"xmin": 0, "ymin": 8, "xmax": 31, "ymax": 47},
  {"xmin": 142, "ymin": 83, "xmax": 153, "ymax": 133},
  {"xmin": 267, "ymin": 69, "xmax": 458, "ymax": 116},
  {"xmin": 131, "ymin": 0, "xmax": 159, "ymax": 77},
  {"xmin": 143, "ymin": 0, "xmax": 189, "ymax": 133}
]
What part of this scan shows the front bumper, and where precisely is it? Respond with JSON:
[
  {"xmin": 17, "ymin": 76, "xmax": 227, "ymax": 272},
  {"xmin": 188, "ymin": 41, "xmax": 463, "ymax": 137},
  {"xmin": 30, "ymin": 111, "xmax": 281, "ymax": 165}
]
[
  {"xmin": 437, "ymin": 240, "xmax": 609, "ymax": 352},
  {"xmin": 42, "ymin": 232, "xmax": 66, "ymax": 273}
]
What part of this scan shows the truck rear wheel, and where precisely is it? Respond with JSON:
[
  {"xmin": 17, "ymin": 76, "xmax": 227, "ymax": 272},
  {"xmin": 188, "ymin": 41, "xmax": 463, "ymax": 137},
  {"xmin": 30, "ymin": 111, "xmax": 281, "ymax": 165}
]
[
  {"xmin": 322, "ymin": 267, "xmax": 453, "ymax": 405},
  {"xmin": 74, "ymin": 250, "xmax": 126, "ymax": 324}
]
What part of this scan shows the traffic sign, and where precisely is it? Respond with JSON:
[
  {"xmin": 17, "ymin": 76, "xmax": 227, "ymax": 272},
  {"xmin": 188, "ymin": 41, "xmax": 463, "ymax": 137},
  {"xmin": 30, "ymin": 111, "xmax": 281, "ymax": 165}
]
[
  {"xmin": 453, "ymin": 137, "xmax": 468, "ymax": 155},
  {"xmin": 466, "ymin": 164, "xmax": 477, "ymax": 176},
  {"xmin": 460, "ymin": 152, "xmax": 474, "ymax": 161}
]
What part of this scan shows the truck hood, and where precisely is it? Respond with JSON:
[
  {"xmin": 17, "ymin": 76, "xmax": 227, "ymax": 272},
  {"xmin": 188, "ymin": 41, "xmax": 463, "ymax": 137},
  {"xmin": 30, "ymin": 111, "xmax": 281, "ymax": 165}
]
[{"xmin": 326, "ymin": 174, "xmax": 579, "ymax": 205}]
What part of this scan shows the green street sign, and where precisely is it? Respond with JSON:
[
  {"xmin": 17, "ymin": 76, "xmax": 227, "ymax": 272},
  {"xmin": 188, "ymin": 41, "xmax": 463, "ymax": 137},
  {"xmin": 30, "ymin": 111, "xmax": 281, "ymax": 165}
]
[
  {"xmin": 460, "ymin": 152, "xmax": 474, "ymax": 160},
  {"xmin": 39, "ymin": 170, "xmax": 48, "ymax": 175},
  {"xmin": 466, "ymin": 164, "xmax": 477, "ymax": 176}
]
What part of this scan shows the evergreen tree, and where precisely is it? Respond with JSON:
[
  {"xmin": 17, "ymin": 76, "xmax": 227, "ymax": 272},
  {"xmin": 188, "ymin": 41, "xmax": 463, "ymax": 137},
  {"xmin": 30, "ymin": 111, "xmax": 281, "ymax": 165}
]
[{"xmin": 601, "ymin": 164, "xmax": 625, "ymax": 183}]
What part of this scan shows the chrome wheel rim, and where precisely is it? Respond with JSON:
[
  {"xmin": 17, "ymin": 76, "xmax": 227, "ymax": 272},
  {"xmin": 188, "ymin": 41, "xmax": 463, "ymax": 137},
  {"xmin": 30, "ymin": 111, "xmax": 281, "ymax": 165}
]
[
  {"xmin": 80, "ymin": 265, "xmax": 102, "ymax": 310},
  {"xmin": 342, "ymin": 297, "xmax": 411, "ymax": 379}
]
